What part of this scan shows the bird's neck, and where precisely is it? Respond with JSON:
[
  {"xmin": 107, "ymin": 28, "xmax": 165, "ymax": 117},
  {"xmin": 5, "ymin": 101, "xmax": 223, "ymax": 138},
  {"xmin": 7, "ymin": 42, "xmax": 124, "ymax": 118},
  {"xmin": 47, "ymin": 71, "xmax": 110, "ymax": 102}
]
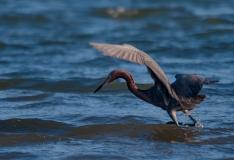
[{"xmin": 115, "ymin": 70, "xmax": 153, "ymax": 104}]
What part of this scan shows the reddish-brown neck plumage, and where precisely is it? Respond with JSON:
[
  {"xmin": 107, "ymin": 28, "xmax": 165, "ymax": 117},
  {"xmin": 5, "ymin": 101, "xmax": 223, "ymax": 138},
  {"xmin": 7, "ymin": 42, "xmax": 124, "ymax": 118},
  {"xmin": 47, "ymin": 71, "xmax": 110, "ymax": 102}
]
[
  {"xmin": 114, "ymin": 70, "xmax": 137, "ymax": 91},
  {"xmin": 112, "ymin": 70, "xmax": 153, "ymax": 104}
]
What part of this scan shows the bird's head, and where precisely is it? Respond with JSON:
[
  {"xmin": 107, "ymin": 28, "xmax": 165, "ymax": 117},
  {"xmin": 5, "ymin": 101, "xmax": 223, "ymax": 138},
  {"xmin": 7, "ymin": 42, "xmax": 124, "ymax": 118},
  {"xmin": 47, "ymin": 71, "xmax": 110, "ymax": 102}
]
[{"xmin": 94, "ymin": 70, "xmax": 119, "ymax": 93}]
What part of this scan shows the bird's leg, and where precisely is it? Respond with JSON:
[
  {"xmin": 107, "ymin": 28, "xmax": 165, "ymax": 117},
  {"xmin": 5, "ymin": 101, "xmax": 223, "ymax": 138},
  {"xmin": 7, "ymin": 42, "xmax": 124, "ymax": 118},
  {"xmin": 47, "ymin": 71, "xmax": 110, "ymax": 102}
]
[
  {"xmin": 183, "ymin": 110, "xmax": 197, "ymax": 126},
  {"xmin": 167, "ymin": 110, "xmax": 199, "ymax": 127},
  {"xmin": 167, "ymin": 109, "xmax": 179, "ymax": 126}
]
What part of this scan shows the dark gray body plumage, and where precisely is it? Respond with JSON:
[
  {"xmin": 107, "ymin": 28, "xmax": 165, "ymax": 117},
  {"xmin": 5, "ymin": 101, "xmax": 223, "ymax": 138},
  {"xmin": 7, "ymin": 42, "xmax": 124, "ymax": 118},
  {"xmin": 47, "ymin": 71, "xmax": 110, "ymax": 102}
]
[{"xmin": 142, "ymin": 73, "xmax": 218, "ymax": 111}]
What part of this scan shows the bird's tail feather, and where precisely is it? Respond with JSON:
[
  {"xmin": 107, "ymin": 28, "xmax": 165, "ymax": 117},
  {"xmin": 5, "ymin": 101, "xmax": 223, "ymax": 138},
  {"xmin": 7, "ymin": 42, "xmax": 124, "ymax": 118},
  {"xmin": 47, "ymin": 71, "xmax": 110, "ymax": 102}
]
[{"xmin": 204, "ymin": 78, "xmax": 219, "ymax": 84}]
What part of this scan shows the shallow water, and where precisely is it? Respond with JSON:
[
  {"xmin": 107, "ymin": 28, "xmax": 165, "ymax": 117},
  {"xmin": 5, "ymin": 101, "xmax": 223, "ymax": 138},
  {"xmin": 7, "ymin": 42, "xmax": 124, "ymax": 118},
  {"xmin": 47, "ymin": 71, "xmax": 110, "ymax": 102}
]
[{"xmin": 0, "ymin": 0, "xmax": 234, "ymax": 159}]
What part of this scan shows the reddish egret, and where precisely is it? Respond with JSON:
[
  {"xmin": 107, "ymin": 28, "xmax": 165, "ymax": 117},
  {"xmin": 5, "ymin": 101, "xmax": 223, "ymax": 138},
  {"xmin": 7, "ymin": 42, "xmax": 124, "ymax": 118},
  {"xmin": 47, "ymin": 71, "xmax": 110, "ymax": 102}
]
[{"xmin": 90, "ymin": 42, "xmax": 218, "ymax": 126}]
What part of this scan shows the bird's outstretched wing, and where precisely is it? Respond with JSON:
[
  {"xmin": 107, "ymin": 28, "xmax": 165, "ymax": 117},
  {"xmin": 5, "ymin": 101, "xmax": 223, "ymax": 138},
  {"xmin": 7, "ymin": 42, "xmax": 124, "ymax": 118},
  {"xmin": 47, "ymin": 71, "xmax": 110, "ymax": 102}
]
[
  {"xmin": 171, "ymin": 74, "xmax": 218, "ymax": 99},
  {"xmin": 90, "ymin": 42, "xmax": 177, "ymax": 105}
]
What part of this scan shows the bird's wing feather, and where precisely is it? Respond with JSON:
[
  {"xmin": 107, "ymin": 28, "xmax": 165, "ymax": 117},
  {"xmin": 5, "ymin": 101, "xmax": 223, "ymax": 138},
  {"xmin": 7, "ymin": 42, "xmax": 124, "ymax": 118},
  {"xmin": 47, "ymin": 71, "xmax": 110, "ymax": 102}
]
[
  {"xmin": 171, "ymin": 74, "xmax": 218, "ymax": 99},
  {"xmin": 90, "ymin": 42, "xmax": 177, "ymax": 105}
]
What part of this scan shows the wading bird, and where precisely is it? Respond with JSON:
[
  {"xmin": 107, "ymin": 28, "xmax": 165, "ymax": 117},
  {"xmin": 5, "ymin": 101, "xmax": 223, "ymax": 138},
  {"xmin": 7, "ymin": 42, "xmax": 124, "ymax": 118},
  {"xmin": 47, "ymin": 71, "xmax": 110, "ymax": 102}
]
[{"xmin": 90, "ymin": 42, "xmax": 218, "ymax": 126}]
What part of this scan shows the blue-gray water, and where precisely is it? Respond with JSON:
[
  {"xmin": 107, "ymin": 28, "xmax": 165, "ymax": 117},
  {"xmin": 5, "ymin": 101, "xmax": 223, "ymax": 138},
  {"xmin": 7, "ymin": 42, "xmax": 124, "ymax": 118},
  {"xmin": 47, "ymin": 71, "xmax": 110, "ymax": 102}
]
[{"xmin": 0, "ymin": 0, "xmax": 234, "ymax": 159}]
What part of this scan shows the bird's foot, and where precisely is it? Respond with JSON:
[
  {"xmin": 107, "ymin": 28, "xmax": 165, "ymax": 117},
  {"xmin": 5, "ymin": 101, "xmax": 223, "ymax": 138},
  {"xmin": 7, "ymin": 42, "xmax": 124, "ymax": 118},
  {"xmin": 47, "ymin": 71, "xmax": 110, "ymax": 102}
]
[{"xmin": 166, "ymin": 121, "xmax": 199, "ymax": 127}]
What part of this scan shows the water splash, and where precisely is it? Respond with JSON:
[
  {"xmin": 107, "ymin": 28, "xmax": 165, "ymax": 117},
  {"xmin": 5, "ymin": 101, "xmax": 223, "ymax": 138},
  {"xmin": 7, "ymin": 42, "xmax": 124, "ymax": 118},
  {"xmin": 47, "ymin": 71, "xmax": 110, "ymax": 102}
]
[{"xmin": 184, "ymin": 112, "xmax": 204, "ymax": 128}]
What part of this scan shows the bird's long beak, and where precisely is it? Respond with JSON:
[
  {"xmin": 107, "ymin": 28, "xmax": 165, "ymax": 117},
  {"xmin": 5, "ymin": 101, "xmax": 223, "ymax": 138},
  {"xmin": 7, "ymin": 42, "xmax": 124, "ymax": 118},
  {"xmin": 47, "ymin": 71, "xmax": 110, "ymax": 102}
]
[{"xmin": 94, "ymin": 79, "xmax": 108, "ymax": 93}]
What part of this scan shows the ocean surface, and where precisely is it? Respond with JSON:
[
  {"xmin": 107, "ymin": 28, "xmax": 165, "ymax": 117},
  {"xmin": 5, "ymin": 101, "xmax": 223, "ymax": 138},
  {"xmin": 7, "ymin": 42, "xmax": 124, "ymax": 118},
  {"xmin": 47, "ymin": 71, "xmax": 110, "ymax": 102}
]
[{"xmin": 0, "ymin": 0, "xmax": 234, "ymax": 159}]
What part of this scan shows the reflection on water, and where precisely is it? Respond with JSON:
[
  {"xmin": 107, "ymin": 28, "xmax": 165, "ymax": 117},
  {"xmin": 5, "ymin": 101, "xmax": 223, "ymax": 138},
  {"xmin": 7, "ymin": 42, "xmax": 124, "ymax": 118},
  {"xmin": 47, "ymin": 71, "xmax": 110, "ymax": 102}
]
[
  {"xmin": 0, "ymin": 118, "xmax": 233, "ymax": 145},
  {"xmin": 64, "ymin": 123, "xmax": 198, "ymax": 143},
  {"xmin": 0, "ymin": 0, "xmax": 234, "ymax": 159}
]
